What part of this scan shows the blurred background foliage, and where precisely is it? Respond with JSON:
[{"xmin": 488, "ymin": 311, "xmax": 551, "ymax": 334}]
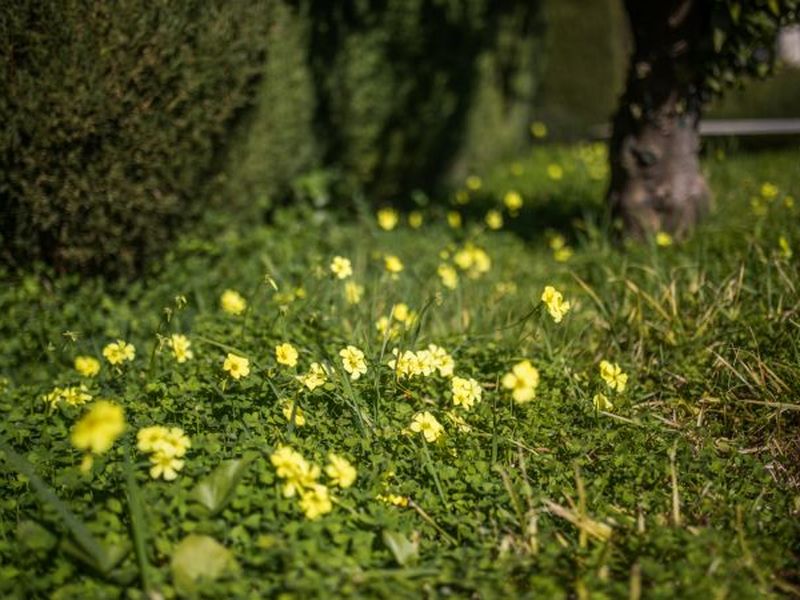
[{"xmin": 1, "ymin": 0, "xmax": 798, "ymax": 278}]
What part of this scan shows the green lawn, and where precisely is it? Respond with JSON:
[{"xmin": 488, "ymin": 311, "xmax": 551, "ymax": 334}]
[{"xmin": 1, "ymin": 144, "xmax": 799, "ymax": 598}]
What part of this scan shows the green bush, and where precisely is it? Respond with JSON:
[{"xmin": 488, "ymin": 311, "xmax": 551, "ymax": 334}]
[
  {"xmin": 0, "ymin": 0, "xmax": 545, "ymax": 277},
  {"xmin": 0, "ymin": 0, "xmax": 272, "ymax": 277},
  {"xmin": 309, "ymin": 0, "xmax": 544, "ymax": 197}
]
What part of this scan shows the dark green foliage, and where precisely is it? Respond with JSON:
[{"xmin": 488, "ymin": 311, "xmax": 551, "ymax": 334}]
[
  {"xmin": 537, "ymin": 0, "xmax": 628, "ymax": 137},
  {"xmin": 307, "ymin": 0, "xmax": 544, "ymax": 198},
  {"xmin": 0, "ymin": 0, "xmax": 272, "ymax": 277},
  {"xmin": 705, "ymin": 0, "xmax": 800, "ymax": 97},
  {"xmin": 0, "ymin": 0, "xmax": 545, "ymax": 277}
]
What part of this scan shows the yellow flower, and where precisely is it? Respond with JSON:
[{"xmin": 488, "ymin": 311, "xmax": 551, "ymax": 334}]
[
  {"xmin": 270, "ymin": 446, "xmax": 320, "ymax": 498},
  {"xmin": 74, "ymin": 356, "xmax": 100, "ymax": 377},
  {"xmin": 503, "ymin": 190, "xmax": 523, "ymax": 212},
  {"xmin": 169, "ymin": 334, "xmax": 194, "ymax": 363},
  {"xmin": 549, "ymin": 234, "xmax": 566, "ymax": 250},
  {"xmin": 325, "ymin": 454, "xmax": 357, "ymax": 488},
  {"xmin": 451, "ymin": 376, "xmax": 481, "ymax": 409},
  {"xmin": 376, "ymin": 493, "xmax": 409, "ymax": 507},
  {"xmin": 547, "ymin": 163, "xmax": 563, "ymax": 181},
  {"xmin": 447, "ymin": 211, "xmax": 462, "ymax": 229},
  {"xmin": 408, "ymin": 211, "xmax": 423, "ymax": 229},
  {"xmin": 593, "ymin": 393, "xmax": 613, "ymax": 411},
  {"xmin": 299, "ymin": 484, "xmax": 333, "ymax": 520},
  {"xmin": 391, "ymin": 303, "xmax": 417, "ymax": 328},
  {"xmin": 330, "ymin": 256, "xmax": 353, "ymax": 279},
  {"xmin": 158, "ymin": 427, "xmax": 191, "ymax": 458},
  {"xmin": 387, "ymin": 348, "xmax": 417, "ymax": 378},
  {"xmin": 377, "ymin": 208, "xmax": 399, "ymax": 231},
  {"xmin": 437, "ymin": 264, "xmax": 459, "ymax": 290},
  {"xmin": 553, "ymin": 246, "xmax": 573, "ymax": 262},
  {"xmin": 149, "ymin": 451, "xmax": 185, "ymax": 481},
  {"xmin": 102, "ymin": 340, "xmax": 135, "ymax": 365},
  {"xmin": 541, "ymin": 285, "xmax": 571, "ymax": 323},
  {"xmin": 375, "ymin": 316, "xmax": 399, "ymax": 339},
  {"xmin": 779, "ymin": 236, "xmax": 792, "ymax": 260},
  {"xmin": 453, "ymin": 244, "xmax": 491, "ymax": 278},
  {"xmin": 70, "ymin": 401, "xmax": 125, "ymax": 456},
  {"xmin": 427, "ymin": 344, "xmax": 455, "ymax": 377},
  {"xmin": 45, "ymin": 385, "xmax": 92, "ymax": 408},
  {"xmin": 445, "ymin": 410, "xmax": 472, "ymax": 433},
  {"xmin": 465, "ymin": 175, "xmax": 482, "ymax": 191},
  {"xmin": 655, "ymin": 232, "xmax": 673, "ymax": 247},
  {"xmin": 282, "ymin": 402, "xmax": 305, "ymax": 426},
  {"xmin": 42, "ymin": 386, "xmax": 64, "ymax": 408},
  {"xmin": 409, "ymin": 411, "xmax": 444, "ymax": 442},
  {"xmin": 344, "ymin": 281, "xmax": 364, "ymax": 304},
  {"xmin": 136, "ymin": 425, "xmax": 169, "ymax": 453},
  {"xmin": 220, "ymin": 289, "xmax": 247, "ymax": 316},
  {"xmin": 384, "ymin": 255, "xmax": 404, "ymax": 276},
  {"xmin": 223, "ymin": 353, "xmax": 250, "ymax": 380},
  {"xmin": 530, "ymin": 121, "xmax": 548, "ymax": 139},
  {"xmin": 454, "ymin": 190, "xmax": 470, "ymax": 205},
  {"xmin": 276, "ymin": 342, "xmax": 299, "ymax": 368},
  {"xmin": 296, "ymin": 362, "xmax": 328, "ymax": 391},
  {"xmin": 761, "ymin": 182, "xmax": 779, "ymax": 200},
  {"xmin": 485, "ymin": 210, "xmax": 503, "ymax": 230},
  {"xmin": 599, "ymin": 360, "xmax": 628, "ymax": 393},
  {"xmin": 339, "ymin": 345, "xmax": 367, "ymax": 380},
  {"xmin": 502, "ymin": 360, "xmax": 540, "ymax": 404}
]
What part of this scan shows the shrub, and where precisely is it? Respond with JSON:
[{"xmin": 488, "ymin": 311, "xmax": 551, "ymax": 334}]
[{"xmin": 0, "ymin": 0, "xmax": 271, "ymax": 277}]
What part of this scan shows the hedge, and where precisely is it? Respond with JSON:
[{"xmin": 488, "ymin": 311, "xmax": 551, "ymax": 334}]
[{"xmin": 0, "ymin": 0, "xmax": 544, "ymax": 277}]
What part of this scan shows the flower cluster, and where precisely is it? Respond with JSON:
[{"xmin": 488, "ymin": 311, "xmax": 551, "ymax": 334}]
[
  {"xmin": 541, "ymin": 285, "xmax": 571, "ymax": 323},
  {"xmin": 502, "ymin": 360, "xmax": 540, "ymax": 403},
  {"xmin": 102, "ymin": 340, "xmax": 136, "ymax": 365},
  {"xmin": 43, "ymin": 385, "xmax": 92, "ymax": 409},
  {"xmin": 452, "ymin": 244, "xmax": 491, "ymax": 279},
  {"xmin": 137, "ymin": 426, "xmax": 191, "ymax": 481},
  {"xmin": 270, "ymin": 446, "xmax": 356, "ymax": 519},
  {"xmin": 548, "ymin": 234, "xmax": 573, "ymax": 263},
  {"xmin": 451, "ymin": 376, "xmax": 481, "ymax": 409},
  {"xmin": 388, "ymin": 344, "xmax": 454, "ymax": 380},
  {"xmin": 296, "ymin": 362, "xmax": 329, "ymax": 391},
  {"xmin": 437, "ymin": 264, "xmax": 459, "ymax": 290}
]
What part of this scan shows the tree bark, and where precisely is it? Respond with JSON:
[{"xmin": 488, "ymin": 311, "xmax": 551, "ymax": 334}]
[{"xmin": 608, "ymin": 0, "xmax": 711, "ymax": 238}]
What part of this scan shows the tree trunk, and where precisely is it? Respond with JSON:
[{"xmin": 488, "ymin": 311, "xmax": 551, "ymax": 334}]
[{"xmin": 608, "ymin": 0, "xmax": 711, "ymax": 238}]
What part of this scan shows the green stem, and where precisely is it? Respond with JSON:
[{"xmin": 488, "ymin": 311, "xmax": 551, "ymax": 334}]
[
  {"xmin": 420, "ymin": 440, "xmax": 448, "ymax": 510},
  {"xmin": 124, "ymin": 444, "xmax": 152, "ymax": 595}
]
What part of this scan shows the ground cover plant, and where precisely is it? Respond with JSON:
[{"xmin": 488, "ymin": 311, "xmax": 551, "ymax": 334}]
[{"xmin": 0, "ymin": 144, "xmax": 799, "ymax": 598}]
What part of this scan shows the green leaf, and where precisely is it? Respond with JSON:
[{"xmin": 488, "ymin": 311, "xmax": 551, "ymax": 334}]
[
  {"xmin": 189, "ymin": 453, "xmax": 256, "ymax": 515},
  {"xmin": 16, "ymin": 520, "xmax": 57, "ymax": 553},
  {"xmin": 713, "ymin": 28, "xmax": 726, "ymax": 52},
  {"xmin": 382, "ymin": 530, "xmax": 419, "ymax": 566},
  {"xmin": 767, "ymin": 0, "xmax": 780, "ymax": 16},
  {"xmin": 729, "ymin": 2, "xmax": 741, "ymax": 23},
  {"xmin": 171, "ymin": 535, "xmax": 239, "ymax": 596}
]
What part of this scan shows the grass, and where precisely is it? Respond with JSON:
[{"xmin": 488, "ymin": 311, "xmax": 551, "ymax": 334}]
[{"xmin": 0, "ymin": 142, "xmax": 799, "ymax": 598}]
